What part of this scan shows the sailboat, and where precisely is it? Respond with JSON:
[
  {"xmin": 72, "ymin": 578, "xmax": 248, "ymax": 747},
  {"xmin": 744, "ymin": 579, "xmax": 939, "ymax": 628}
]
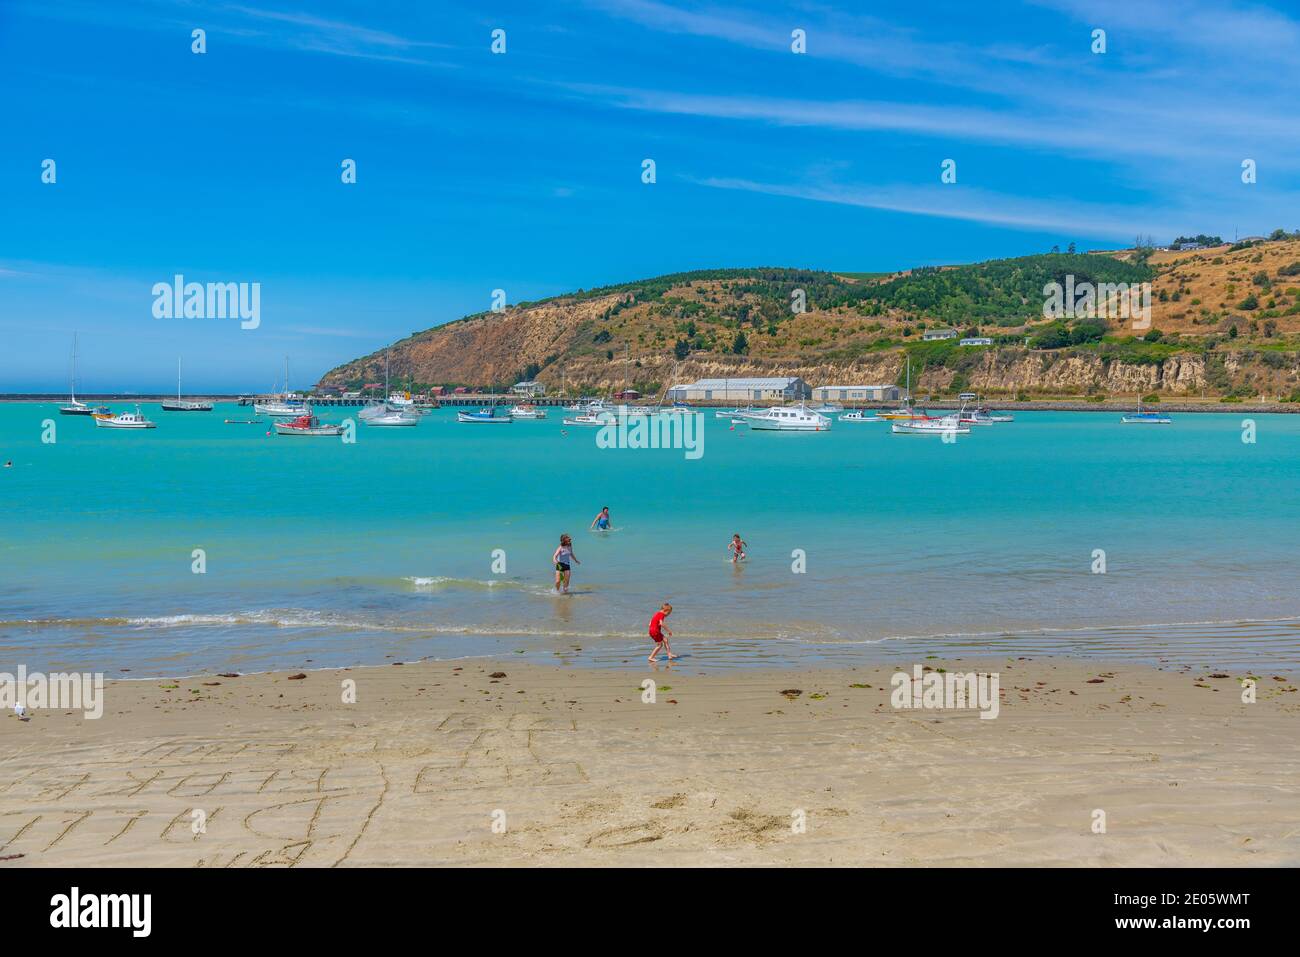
[
  {"xmin": 878, "ymin": 357, "xmax": 935, "ymax": 421},
  {"xmin": 59, "ymin": 333, "xmax": 110, "ymax": 416},
  {"xmin": 254, "ymin": 357, "xmax": 309, "ymax": 416},
  {"xmin": 161, "ymin": 358, "xmax": 213, "ymax": 411},
  {"xmin": 1120, "ymin": 401, "xmax": 1171, "ymax": 425},
  {"xmin": 362, "ymin": 349, "xmax": 420, "ymax": 427}
]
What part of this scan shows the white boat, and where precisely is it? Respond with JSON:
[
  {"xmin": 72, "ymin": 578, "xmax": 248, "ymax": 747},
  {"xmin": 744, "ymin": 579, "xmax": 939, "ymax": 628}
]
[
  {"xmin": 735, "ymin": 405, "xmax": 831, "ymax": 432},
  {"xmin": 254, "ymin": 357, "xmax": 307, "ymax": 415},
  {"xmin": 93, "ymin": 405, "xmax": 156, "ymax": 429},
  {"xmin": 508, "ymin": 404, "xmax": 547, "ymax": 419},
  {"xmin": 255, "ymin": 399, "xmax": 308, "ymax": 416},
  {"xmin": 59, "ymin": 334, "xmax": 110, "ymax": 416},
  {"xmin": 364, "ymin": 409, "xmax": 420, "ymax": 427},
  {"xmin": 161, "ymin": 358, "xmax": 213, "ymax": 411},
  {"xmin": 891, "ymin": 415, "xmax": 969, "ymax": 436},
  {"xmin": 562, "ymin": 414, "xmax": 606, "ymax": 426},
  {"xmin": 458, "ymin": 408, "xmax": 512, "ymax": 424},
  {"xmin": 958, "ymin": 409, "xmax": 996, "ymax": 426},
  {"xmin": 274, "ymin": 413, "xmax": 343, "ymax": 436},
  {"xmin": 839, "ymin": 410, "xmax": 884, "ymax": 423},
  {"xmin": 363, "ymin": 350, "xmax": 421, "ymax": 426}
]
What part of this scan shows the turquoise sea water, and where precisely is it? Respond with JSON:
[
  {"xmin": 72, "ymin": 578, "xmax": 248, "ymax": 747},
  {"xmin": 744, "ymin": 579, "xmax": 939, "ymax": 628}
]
[{"xmin": 2, "ymin": 403, "xmax": 1298, "ymax": 676}]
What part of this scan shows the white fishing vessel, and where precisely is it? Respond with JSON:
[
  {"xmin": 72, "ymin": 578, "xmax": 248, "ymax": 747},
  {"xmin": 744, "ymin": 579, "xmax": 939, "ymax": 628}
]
[
  {"xmin": 839, "ymin": 410, "xmax": 885, "ymax": 423},
  {"xmin": 508, "ymin": 404, "xmax": 547, "ymax": 419},
  {"xmin": 735, "ymin": 404, "xmax": 831, "ymax": 432},
  {"xmin": 161, "ymin": 358, "xmax": 213, "ymax": 411},
  {"xmin": 958, "ymin": 409, "xmax": 996, "ymax": 426},
  {"xmin": 93, "ymin": 405, "xmax": 156, "ymax": 429},
  {"xmin": 891, "ymin": 413, "xmax": 969, "ymax": 435},
  {"xmin": 59, "ymin": 334, "xmax": 110, "ymax": 416}
]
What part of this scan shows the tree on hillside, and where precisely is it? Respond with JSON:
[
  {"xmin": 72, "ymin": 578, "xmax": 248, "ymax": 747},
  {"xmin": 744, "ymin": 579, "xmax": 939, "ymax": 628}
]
[{"xmin": 732, "ymin": 330, "xmax": 749, "ymax": 355}]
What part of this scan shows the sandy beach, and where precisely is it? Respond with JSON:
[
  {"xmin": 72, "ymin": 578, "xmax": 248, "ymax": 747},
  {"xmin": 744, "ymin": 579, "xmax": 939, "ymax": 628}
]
[{"xmin": 1, "ymin": 656, "xmax": 1295, "ymax": 867}]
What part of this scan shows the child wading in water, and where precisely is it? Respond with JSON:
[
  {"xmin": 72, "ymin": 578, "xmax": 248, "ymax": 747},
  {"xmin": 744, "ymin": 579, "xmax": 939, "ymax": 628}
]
[
  {"xmin": 647, "ymin": 603, "xmax": 676, "ymax": 662},
  {"xmin": 552, "ymin": 534, "xmax": 579, "ymax": 593},
  {"xmin": 728, "ymin": 533, "xmax": 747, "ymax": 563}
]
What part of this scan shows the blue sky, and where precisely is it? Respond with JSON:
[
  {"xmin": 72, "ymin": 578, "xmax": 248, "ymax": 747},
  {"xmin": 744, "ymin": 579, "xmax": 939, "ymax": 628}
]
[{"xmin": 2, "ymin": 0, "xmax": 1298, "ymax": 391}]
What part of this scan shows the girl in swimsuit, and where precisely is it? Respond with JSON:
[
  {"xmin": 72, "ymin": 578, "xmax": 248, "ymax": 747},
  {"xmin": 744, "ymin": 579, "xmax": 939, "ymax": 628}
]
[
  {"xmin": 590, "ymin": 506, "xmax": 611, "ymax": 531},
  {"xmin": 728, "ymin": 533, "xmax": 747, "ymax": 563},
  {"xmin": 552, "ymin": 534, "xmax": 579, "ymax": 593}
]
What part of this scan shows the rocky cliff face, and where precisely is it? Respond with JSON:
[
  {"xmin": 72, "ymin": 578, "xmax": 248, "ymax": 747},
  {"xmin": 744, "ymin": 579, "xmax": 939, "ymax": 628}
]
[{"xmin": 319, "ymin": 250, "xmax": 1300, "ymax": 398}]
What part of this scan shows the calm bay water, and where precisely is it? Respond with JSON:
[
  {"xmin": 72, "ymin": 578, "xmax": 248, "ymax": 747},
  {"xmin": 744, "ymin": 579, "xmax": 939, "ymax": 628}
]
[{"xmin": 2, "ymin": 403, "xmax": 1298, "ymax": 675}]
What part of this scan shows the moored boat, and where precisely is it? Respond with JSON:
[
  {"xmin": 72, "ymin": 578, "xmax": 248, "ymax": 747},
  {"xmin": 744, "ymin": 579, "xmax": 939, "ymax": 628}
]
[
  {"xmin": 457, "ymin": 408, "xmax": 512, "ymax": 424},
  {"xmin": 93, "ymin": 405, "xmax": 156, "ymax": 429},
  {"xmin": 735, "ymin": 405, "xmax": 831, "ymax": 431},
  {"xmin": 508, "ymin": 404, "xmax": 547, "ymax": 419},
  {"xmin": 274, "ymin": 413, "xmax": 343, "ymax": 436},
  {"xmin": 160, "ymin": 358, "xmax": 213, "ymax": 411},
  {"xmin": 891, "ymin": 414, "xmax": 969, "ymax": 436}
]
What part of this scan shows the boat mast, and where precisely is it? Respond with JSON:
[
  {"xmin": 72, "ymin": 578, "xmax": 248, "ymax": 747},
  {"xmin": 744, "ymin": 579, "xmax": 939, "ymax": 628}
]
[{"xmin": 70, "ymin": 333, "xmax": 79, "ymax": 404}]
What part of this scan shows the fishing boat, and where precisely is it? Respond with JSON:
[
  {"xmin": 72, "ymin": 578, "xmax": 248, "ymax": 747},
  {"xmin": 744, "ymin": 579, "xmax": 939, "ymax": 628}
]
[
  {"xmin": 161, "ymin": 358, "xmax": 213, "ymax": 411},
  {"xmin": 508, "ymin": 404, "xmax": 547, "ymax": 419},
  {"xmin": 59, "ymin": 334, "xmax": 110, "ymax": 416},
  {"xmin": 735, "ymin": 405, "xmax": 831, "ymax": 432},
  {"xmin": 562, "ymin": 413, "xmax": 607, "ymax": 426},
  {"xmin": 274, "ymin": 413, "xmax": 343, "ymax": 436},
  {"xmin": 457, "ymin": 407, "xmax": 512, "ymax": 424},
  {"xmin": 365, "ymin": 408, "xmax": 420, "ymax": 426},
  {"xmin": 93, "ymin": 405, "xmax": 156, "ymax": 429},
  {"xmin": 981, "ymin": 408, "xmax": 1015, "ymax": 422},
  {"xmin": 840, "ymin": 410, "xmax": 885, "ymax": 423},
  {"xmin": 891, "ymin": 415, "xmax": 970, "ymax": 436},
  {"xmin": 958, "ymin": 409, "xmax": 996, "ymax": 426}
]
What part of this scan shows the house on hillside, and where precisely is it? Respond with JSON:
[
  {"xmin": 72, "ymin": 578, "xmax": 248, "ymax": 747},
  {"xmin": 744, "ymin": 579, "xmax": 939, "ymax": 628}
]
[
  {"xmin": 512, "ymin": 380, "xmax": 546, "ymax": 397},
  {"xmin": 811, "ymin": 384, "xmax": 900, "ymax": 403},
  {"xmin": 959, "ymin": 336, "xmax": 993, "ymax": 346},
  {"xmin": 667, "ymin": 377, "xmax": 809, "ymax": 403},
  {"xmin": 922, "ymin": 328, "xmax": 958, "ymax": 341}
]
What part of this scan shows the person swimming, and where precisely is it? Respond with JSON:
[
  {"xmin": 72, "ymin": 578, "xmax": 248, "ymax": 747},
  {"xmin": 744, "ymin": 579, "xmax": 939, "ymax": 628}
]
[
  {"xmin": 728, "ymin": 533, "xmax": 747, "ymax": 563},
  {"xmin": 552, "ymin": 533, "xmax": 579, "ymax": 593},
  {"xmin": 590, "ymin": 506, "xmax": 611, "ymax": 531}
]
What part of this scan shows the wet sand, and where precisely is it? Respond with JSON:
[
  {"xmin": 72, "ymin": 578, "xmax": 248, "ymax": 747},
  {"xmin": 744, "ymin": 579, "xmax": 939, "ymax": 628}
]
[{"xmin": 1, "ymin": 657, "xmax": 1296, "ymax": 866}]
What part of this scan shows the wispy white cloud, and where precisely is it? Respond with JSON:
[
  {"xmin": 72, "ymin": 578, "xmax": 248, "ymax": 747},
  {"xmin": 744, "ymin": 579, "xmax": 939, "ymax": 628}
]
[{"xmin": 688, "ymin": 174, "xmax": 1183, "ymax": 239}]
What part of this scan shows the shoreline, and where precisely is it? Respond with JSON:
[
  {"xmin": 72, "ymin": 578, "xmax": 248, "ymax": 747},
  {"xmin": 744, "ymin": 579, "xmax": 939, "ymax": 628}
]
[
  {"xmin": 3, "ymin": 656, "xmax": 1295, "ymax": 867},
  {"xmin": 2, "ymin": 395, "xmax": 1298, "ymax": 413}
]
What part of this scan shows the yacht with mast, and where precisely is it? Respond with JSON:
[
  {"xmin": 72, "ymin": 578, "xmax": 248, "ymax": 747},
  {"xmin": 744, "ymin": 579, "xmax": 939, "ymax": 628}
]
[
  {"xmin": 161, "ymin": 358, "xmax": 213, "ymax": 411},
  {"xmin": 59, "ymin": 333, "xmax": 110, "ymax": 416},
  {"xmin": 254, "ymin": 357, "xmax": 309, "ymax": 416},
  {"xmin": 362, "ymin": 349, "xmax": 421, "ymax": 427}
]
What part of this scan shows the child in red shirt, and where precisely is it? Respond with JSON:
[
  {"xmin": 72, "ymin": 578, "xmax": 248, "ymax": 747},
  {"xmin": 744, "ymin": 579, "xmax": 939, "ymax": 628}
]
[{"xmin": 648, "ymin": 603, "xmax": 676, "ymax": 662}]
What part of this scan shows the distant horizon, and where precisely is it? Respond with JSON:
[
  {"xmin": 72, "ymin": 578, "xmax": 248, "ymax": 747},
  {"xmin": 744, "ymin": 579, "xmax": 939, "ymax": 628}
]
[{"xmin": 5, "ymin": 0, "xmax": 1297, "ymax": 391}]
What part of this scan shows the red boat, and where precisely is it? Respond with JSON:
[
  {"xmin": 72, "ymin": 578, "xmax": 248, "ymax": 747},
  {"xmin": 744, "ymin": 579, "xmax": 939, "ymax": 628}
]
[{"xmin": 273, "ymin": 412, "xmax": 344, "ymax": 436}]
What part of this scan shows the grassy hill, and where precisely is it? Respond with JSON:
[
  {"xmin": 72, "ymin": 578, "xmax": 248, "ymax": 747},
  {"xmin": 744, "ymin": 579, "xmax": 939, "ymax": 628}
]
[{"xmin": 320, "ymin": 239, "xmax": 1300, "ymax": 401}]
